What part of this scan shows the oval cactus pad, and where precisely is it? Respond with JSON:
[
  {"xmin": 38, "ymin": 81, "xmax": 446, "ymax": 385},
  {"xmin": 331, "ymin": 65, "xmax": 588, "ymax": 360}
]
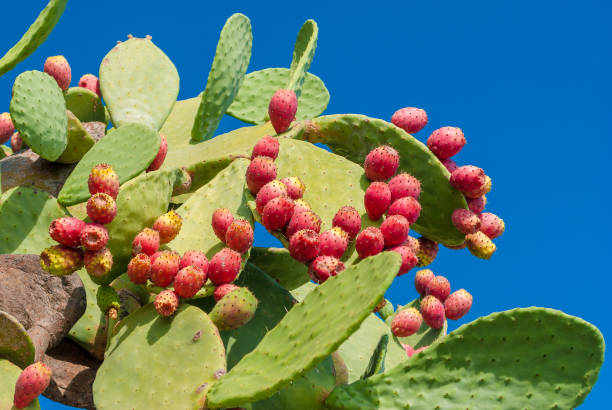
[
  {"xmin": 0, "ymin": 310, "xmax": 36, "ymax": 369},
  {"xmin": 287, "ymin": 20, "xmax": 318, "ymax": 97},
  {"xmin": 64, "ymin": 87, "xmax": 107, "ymax": 124}
]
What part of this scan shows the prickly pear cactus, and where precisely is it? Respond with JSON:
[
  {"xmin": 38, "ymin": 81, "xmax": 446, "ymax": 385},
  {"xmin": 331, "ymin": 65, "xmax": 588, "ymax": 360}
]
[{"xmin": 0, "ymin": 7, "xmax": 604, "ymax": 410}]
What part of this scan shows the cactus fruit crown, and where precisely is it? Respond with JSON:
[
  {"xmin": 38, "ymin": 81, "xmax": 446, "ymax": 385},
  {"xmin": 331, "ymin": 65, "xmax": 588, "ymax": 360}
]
[{"xmin": 0, "ymin": 4, "xmax": 603, "ymax": 410}]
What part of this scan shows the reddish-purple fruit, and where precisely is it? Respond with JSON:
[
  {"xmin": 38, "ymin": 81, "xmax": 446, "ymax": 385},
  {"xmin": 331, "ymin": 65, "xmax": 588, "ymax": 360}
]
[
  {"xmin": 426, "ymin": 275, "xmax": 451, "ymax": 302},
  {"xmin": 465, "ymin": 231, "xmax": 497, "ymax": 259},
  {"xmin": 208, "ymin": 248, "xmax": 242, "ymax": 285},
  {"xmin": 153, "ymin": 210, "xmax": 182, "ymax": 244},
  {"xmin": 268, "ymin": 89, "xmax": 298, "ymax": 134},
  {"xmin": 451, "ymin": 208, "xmax": 481, "ymax": 234},
  {"xmin": 416, "ymin": 237, "xmax": 439, "ymax": 267},
  {"xmin": 318, "ymin": 227, "xmax": 349, "ymax": 259},
  {"xmin": 420, "ymin": 295, "xmax": 445, "ymax": 329},
  {"xmin": 414, "ymin": 269, "xmax": 434, "ymax": 296},
  {"xmin": 463, "ymin": 175, "xmax": 491, "ymax": 199},
  {"xmin": 285, "ymin": 210, "xmax": 321, "ymax": 239},
  {"xmin": 212, "ymin": 208, "xmax": 234, "ymax": 242},
  {"xmin": 147, "ymin": 134, "xmax": 168, "ymax": 171},
  {"xmin": 450, "ymin": 166, "xmax": 487, "ymax": 198},
  {"xmin": 388, "ymin": 173, "xmax": 421, "ymax": 201},
  {"xmin": 11, "ymin": 132, "xmax": 23, "ymax": 152},
  {"xmin": 214, "ymin": 284, "xmax": 240, "ymax": 302},
  {"xmin": 225, "ymin": 219, "xmax": 254, "ymax": 254},
  {"xmin": 467, "ymin": 195, "xmax": 487, "ymax": 214},
  {"xmin": 86, "ymin": 193, "xmax": 117, "ymax": 225},
  {"xmin": 280, "ymin": 176, "xmax": 305, "ymax": 200},
  {"xmin": 332, "ymin": 206, "xmax": 361, "ymax": 240},
  {"xmin": 150, "ymin": 251, "xmax": 180, "ymax": 287},
  {"xmin": 179, "ymin": 250, "xmax": 209, "ymax": 273},
  {"xmin": 88, "ymin": 164, "xmax": 119, "ymax": 199},
  {"xmin": 49, "ymin": 217, "xmax": 86, "ymax": 247},
  {"xmin": 444, "ymin": 289, "xmax": 473, "ymax": 320},
  {"xmin": 293, "ymin": 199, "xmax": 311, "ymax": 214},
  {"xmin": 391, "ymin": 107, "xmax": 428, "ymax": 134},
  {"xmin": 427, "ymin": 126, "xmax": 466, "ymax": 160},
  {"xmin": 389, "ymin": 245, "xmax": 418, "ymax": 276},
  {"xmin": 174, "ymin": 266, "xmax": 206, "ymax": 299},
  {"xmin": 44, "ymin": 55, "xmax": 71, "ymax": 90},
  {"xmin": 84, "ymin": 248, "xmax": 113, "ymax": 278},
  {"xmin": 255, "ymin": 180, "xmax": 287, "ymax": 214},
  {"xmin": 308, "ymin": 256, "xmax": 345, "ymax": 284},
  {"xmin": 391, "ymin": 308, "xmax": 422, "ymax": 337},
  {"xmin": 78, "ymin": 74, "xmax": 101, "ymax": 96},
  {"xmin": 261, "ymin": 196, "xmax": 294, "ymax": 231},
  {"xmin": 403, "ymin": 236, "xmax": 420, "ymax": 255},
  {"xmin": 0, "ymin": 112, "xmax": 14, "ymax": 144},
  {"xmin": 154, "ymin": 290, "xmax": 179, "ymax": 317},
  {"xmin": 79, "ymin": 223, "xmax": 109, "ymax": 251},
  {"xmin": 246, "ymin": 156, "xmax": 277, "ymax": 194},
  {"xmin": 289, "ymin": 229, "xmax": 320, "ymax": 262},
  {"xmin": 127, "ymin": 253, "xmax": 151, "ymax": 284},
  {"xmin": 39, "ymin": 245, "xmax": 84, "ymax": 276},
  {"xmin": 132, "ymin": 228, "xmax": 160, "ymax": 256},
  {"xmin": 380, "ymin": 215, "xmax": 410, "ymax": 247},
  {"xmin": 364, "ymin": 146, "xmax": 400, "ymax": 181},
  {"xmin": 387, "ymin": 196, "xmax": 421, "ymax": 225},
  {"xmin": 479, "ymin": 212, "xmax": 505, "ymax": 239},
  {"xmin": 13, "ymin": 362, "xmax": 52, "ymax": 409},
  {"xmin": 251, "ymin": 135, "xmax": 279, "ymax": 160},
  {"xmin": 355, "ymin": 227, "xmax": 385, "ymax": 259},
  {"xmin": 364, "ymin": 182, "xmax": 391, "ymax": 220},
  {"xmin": 442, "ymin": 158, "xmax": 459, "ymax": 173}
]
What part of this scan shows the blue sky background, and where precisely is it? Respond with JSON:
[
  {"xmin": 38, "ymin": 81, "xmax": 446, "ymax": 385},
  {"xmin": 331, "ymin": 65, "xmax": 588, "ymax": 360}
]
[{"xmin": 1, "ymin": 1, "xmax": 610, "ymax": 408}]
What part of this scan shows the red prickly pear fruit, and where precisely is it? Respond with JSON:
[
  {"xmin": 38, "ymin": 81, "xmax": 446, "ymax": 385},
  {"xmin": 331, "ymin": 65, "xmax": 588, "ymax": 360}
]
[
  {"xmin": 11, "ymin": 132, "xmax": 23, "ymax": 151},
  {"xmin": 153, "ymin": 210, "xmax": 182, "ymax": 244},
  {"xmin": 388, "ymin": 173, "xmax": 421, "ymax": 201},
  {"xmin": 44, "ymin": 55, "xmax": 71, "ymax": 91},
  {"xmin": 449, "ymin": 166, "xmax": 487, "ymax": 198},
  {"xmin": 246, "ymin": 156, "xmax": 277, "ymax": 194},
  {"xmin": 420, "ymin": 295, "xmax": 445, "ymax": 329},
  {"xmin": 427, "ymin": 127, "xmax": 466, "ymax": 160},
  {"xmin": 212, "ymin": 208, "xmax": 234, "ymax": 242},
  {"xmin": 174, "ymin": 266, "xmax": 206, "ymax": 299},
  {"xmin": 465, "ymin": 231, "xmax": 497, "ymax": 259},
  {"xmin": 0, "ymin": 112, "xmax": 14, "ymax": 144},
  {"xmin": 255, "ymin": 180, "xmax": 288, "ymax": 214},
  {"xmin": 78, "ymin": 74, "xmax": 101, "ymax": 96},
  {"xmin": 380, "ymin": 215, "xmax": 410, "ymax": 247},
  {"xmin": 225, "ymin": 219, "xmax": 254, "ymax": 254},
  {"xmin": 49, "ymin": 217, "xmax": 86, "ymax": 247},
  {"xmin": 391, "ymin": 307, "xmax": 422, "ymax": 337},
  {"xmin": 88, "ymin": 164, "xmax": 119, "ymax": 199},
  {"xmin": 285, "ymin": 210, "xmax": 321, "ymax": 239},
  {"xmin": 150, "ymin": 251, "xmax": 180, "ymax": 287},
  {"xmin": 86, "ymin": 193, "xmax": 117, "ymax": 225},
  {"xmin": 211, "ymin": 287, "xmax": 258, "ymax": 331},
  {"xmin": 132, "ymin": 228, "xmax": 160, "ymax": 256},
  {"xmin": 479, "ymin": 212, "xmax": 505, "ymax": 239},
  {"xmin": 13, "ymin": 362, "xmax": 52, "ymax": 409},
  {"xmin": 208, "ymin": 248, "xmax": 242, "ymax": 285},
  {"xmin": 150, "ymin": 251, "xmax": 162, "ymax": 264},
  {"xmin": 426, "ymin": 275, "xmax": 451, "ymax": 302},
  {"xmin": 391, "ymin": 107, "xmax": 428, "ymax": 134},
  {"xmin": 414, "ymin": 269, "xmax": 434, "ymax": 296},
  {"xmin": 147, "ymin": 134, "xmax": 168, "ymax": 172},
  {"xmin": 40, "ymin": 245, "xmax": 84, "ymax": 276},
  {"xmin": 289, "ymin": 229, "xmax": 320, "ymax": 262},
  {"xmin": 84, "ymin": 247, "xmax": 113, "ymax": 278},
  {"xmin": 332, "ymin": 206, "xmax": 361, "ymax": 240},
  {"xmin": 364, "ymin": 182, "xmax": 391, "ymax": 220},
  {"xmin": 293, "ymin": 199, "xmax": 312, "ymax": 214},
  {"xmin": 388, "ymin": 196, "xmax": 421, "ymax": 225},
  {"xmin": 308, "ymin": 255, "xmax": 345, "ymax": 284},
  {"xmin": 441, "ymin": 158, "xmax": 459, "ymax": 174},
  {"xmin": 79, "ymin": 223, "xmax": 109, "ymax": 251},
  {"xmin": 355, "ymin": 227, "xmax": 385, "ymax": 259},
  {"xmin": 318, "ymin": 227, "xmax": 349, "ymax": 259},
  {"xmin": 451, "ymin": 208, "xmax": 481, "ymax": 234},
  {"xmin": 280, "ymin": 176, "xmax": 305, "ymax": 200},
  {"xmin": 213, "ymin": 283, "xmax": 240, "ymax": 302},
  {"xmin": 403, "ymin": 235, "xmax": 420, "ymax": 254},
  {"xmin": 464, "ymin": 175, "xmax": 491, "ymax": 199},
  {"xmin": 389, "ymin": 245, "xmax": 418, "ymax": 276},
  {"xmin": 416, "ymin": 237, "xmax": 439, "ymax": 267},
  {"xmin": 444, "ymin": 289, "xmax": 473, "ymax": 320},
  {"xmin": 261, "ymin": 196, "xmax": 294, "ymax": 231},
  {"xmin": 467, "ymin": 195, "xmax": 487, "ymax": 214},
  {"xmin": 179, "ymin": 250, "xmax": 209, "ymax": 273},
  {"xmin": 268, "ymin": 89, "xmax": 298, "ymax": 134},
  {"xmin": 364, "ymin": 146, "xmax": 400, "ymax": 181},
  {"xmin": 127, "ymin": 253, "xmax": 151, "ymax": 284},
  {"xmin": 251, "ymin": 135, "xmax": 279, "ymax": 160},
  {"xmin": 154, "ymin": 289, "xmax": 179, "ymax": 317}
]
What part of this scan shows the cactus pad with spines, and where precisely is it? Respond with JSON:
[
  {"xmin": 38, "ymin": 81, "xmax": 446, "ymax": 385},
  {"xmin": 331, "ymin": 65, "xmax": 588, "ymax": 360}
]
[
  {"xmin": 10, "ymin": 70, "xmax": 67, "ymax": 161},
  {"xmin": 227, "ymin": 68, "xmax": 329, "ymax": 124},
  {"xmin": 58, "ymin": 123, "xmax": 161, "ymax": 206},
  {"xmin": 184, "ymin": 155, "xmax": 235, "ymax": 194},
  {"xmin": 55, "ymin": 111, "xmax": 95, "ymax": 164},
  {"xmin": 287, "ymin": 20, "xmax": 319, "ymax": 97},
  {"xmin": 99, "ymin": 37, "xmax": 179, "ymax": 130},
  {"xmin": 0, "ymin": 311, "xmax": 35, "ymax": 369},
  {"xmin": 326, "ymin": 308, "xmax": 605, "ymax": 409},
  {"xmin": 64, "ymin": 87, "xmax": 107, "ymax": 124},
  {"xmin": 191, "ymin": 13, "xmax": 252, "ymax": 142},
  {"xmin": 0, "ymin": 359, "xmax": 40, "ymax": 409},
  {"xmin": 248, "ymin": 247, "xmax": 310, "ymax": 290}
]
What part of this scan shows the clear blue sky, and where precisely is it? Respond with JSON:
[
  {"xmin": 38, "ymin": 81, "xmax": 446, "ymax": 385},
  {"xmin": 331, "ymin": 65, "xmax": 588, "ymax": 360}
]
[{"xmin": 2, "ymin": 1, "xmax": 609, "ymax": 408}]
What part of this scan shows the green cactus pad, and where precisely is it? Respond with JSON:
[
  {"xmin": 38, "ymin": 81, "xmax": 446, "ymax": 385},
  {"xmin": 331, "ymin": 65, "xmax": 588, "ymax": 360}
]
[
  {"xmin": 55, "ymin": 111, "xmax": 95, "ymax": 164},
  {"xmin": 377, "ymin": 298, "xmax": 394, "ymax": 321},
  {"xmin": 0, "ymin": 359, "xmax": 40, "ymax": 409},
  {"xmin": 0, "ymin": 311, "xmax": 35, "ymax": 369},
  {"xmin": 248, "ymin": 247, "xmax": 309, "ymax": 290},
  {"xmin": 191, "ymin": 13, "xmax": 252, "ymax": 142},
  {"xmin": 10, "ymin": 70, "xmax": 67, "ymax": 161},
  {"xmin": 206, "ymin": 252, "xmax": 401, "ymax": 408},
  {"xmin": 361, "ymin": 334, "xmax": 389, "ymax": 379},
  {"xmin": 64, "ymin": 87, "xmax": 107, "ymax": 124},
  {"xmin": 159, "ymin": 97, "xmax": 200, "ymax": 149},
  {"xmin": 326, "ymin": 307, "xmax": 605, "ymax": 409},
  {"xmin": 185, "ymin": 155, "xmax": 235, "ymax": 194},
  {"xmin": 287, "ymin": 20, "xmax": 318, "ymax": 97},
  {"xmin": 99, "ymin": 37, "xmax": 179, "ymax": 130},
  {"xmin": 389, "ymin": 298, "xmax": 447, "ymax": 349},
  {"xmin": 0, "ymin": 0, "xmax": 67, "ymax": 78},
  {"xmin": 227, "ymin": 68, "xmax": 329, "ymax": 125},
  {"xmin": 299, "ymin": 114, "xmax": 468, "ymax": 245},
  {"xmin": 0, "ymin": 186, "xmax": 68, "ymax": 254},
  {"xmin": 58, "ymin": 123, "xmax": 161, "ymax": 206},
  {"xmin": 0, "ymin": 145, "xmax": 11, "ymax": 158},
  {"xmin": 93, "ymin": 304, "xmax": 226, "ymax": 410}
]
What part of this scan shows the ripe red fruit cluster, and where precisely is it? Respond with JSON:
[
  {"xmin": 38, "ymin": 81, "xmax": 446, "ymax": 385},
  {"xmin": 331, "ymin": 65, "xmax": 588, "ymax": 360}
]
[
  {"xmin": 211, "ymin": 209, "xmax": 254, "ymax": 254},
  {"xmin": 268, "ymin": 89, "xmax": 298, "ymax": 134}
]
